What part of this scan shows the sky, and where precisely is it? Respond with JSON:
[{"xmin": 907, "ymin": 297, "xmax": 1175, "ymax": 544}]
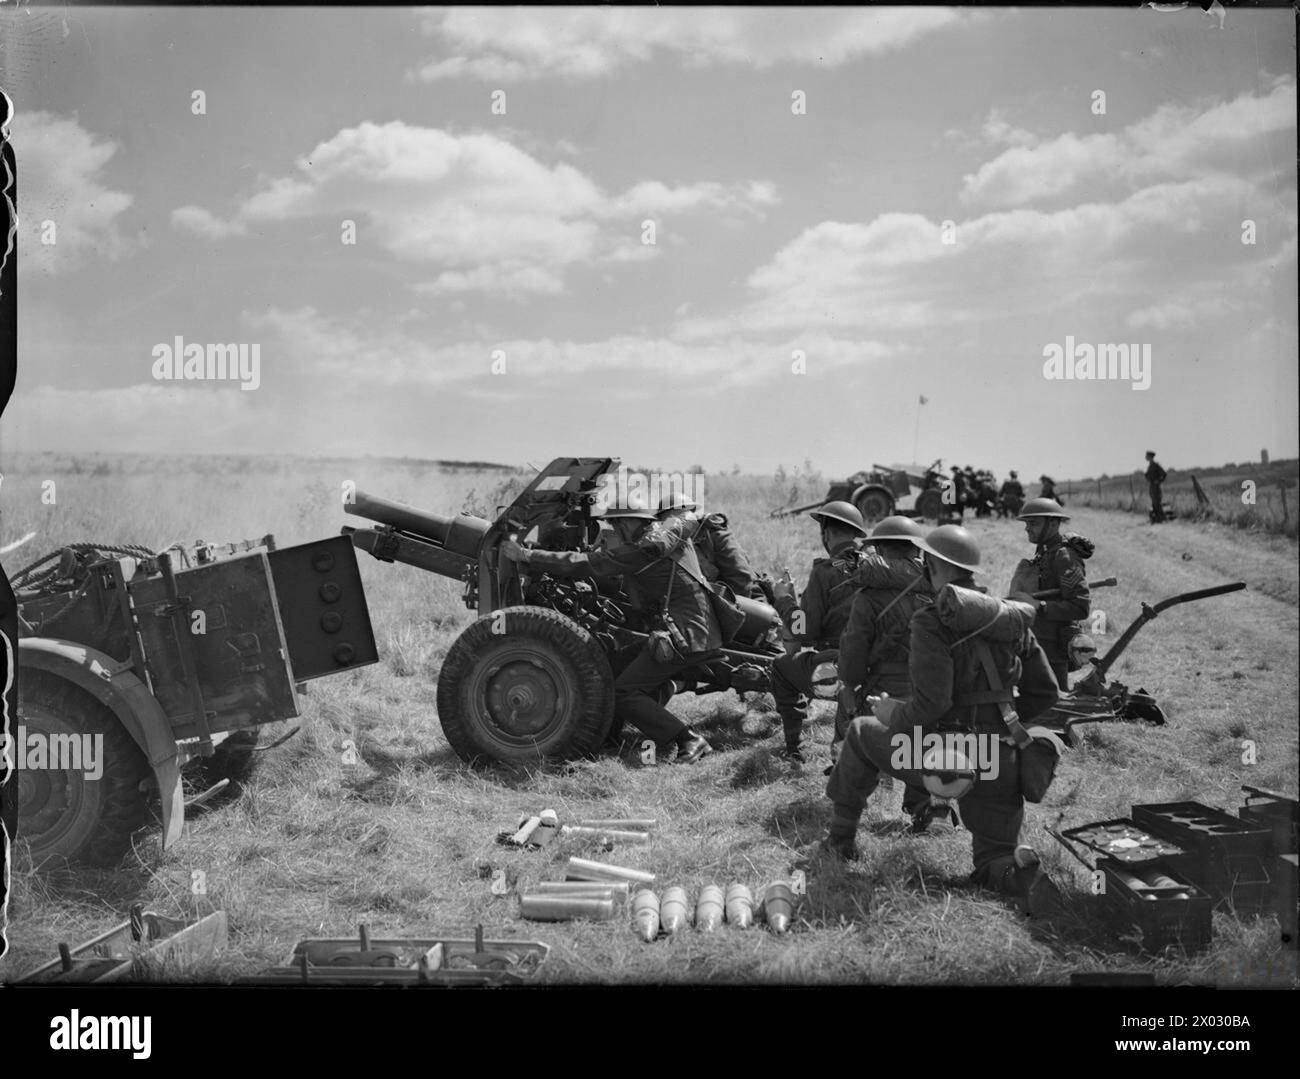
[{"xmin": 0, "ymin": 4, "xmax": 1295, "ymax": 480}]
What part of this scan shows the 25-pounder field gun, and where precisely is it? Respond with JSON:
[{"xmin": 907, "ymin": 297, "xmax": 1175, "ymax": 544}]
[{"xmin": 343, "ymin": 457, "xmax": 783, "ymax": 765}]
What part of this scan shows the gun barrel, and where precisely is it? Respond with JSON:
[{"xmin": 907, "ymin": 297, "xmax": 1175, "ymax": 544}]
[{"xmin": 345, "ymin": 491, "xmax": 489, "ymax": 559}]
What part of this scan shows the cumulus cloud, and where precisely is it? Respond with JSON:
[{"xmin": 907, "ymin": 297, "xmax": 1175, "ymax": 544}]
[
  {"xmin": 961, "ymin": 79, "xmax": 1296, "ymax": 208},
  {"xmin": 12, "ymin": 111, "xmax": 135, "ymax": 271},
  {"xmin": 176, "ymin": 122, "xmax": 774, "ymax": 295},
  {"xmin": 171, "ymin": 205, "xmax": 248, "ymax": 239},
  {"xmin": 247, "ymin": 305, "xmax": 893, "ymax": 392},
  {"xmin": 411, "ymin": 7, "xmax": 964, "ymax": 81}
]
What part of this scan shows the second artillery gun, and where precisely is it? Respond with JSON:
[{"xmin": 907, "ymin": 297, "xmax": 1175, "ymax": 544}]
[
  {"xmin": 343, "ymin": 458, "xmax": 784, "ymax": 766},
  {"xmin": 770, "ymin": 460, "xmax": 949, "ymax": 524}
]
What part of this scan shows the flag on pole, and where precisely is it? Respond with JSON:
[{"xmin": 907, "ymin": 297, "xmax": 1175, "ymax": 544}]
[{"xmin": 918, "ymin": 395, "xmax": 928, "ymax": 405}]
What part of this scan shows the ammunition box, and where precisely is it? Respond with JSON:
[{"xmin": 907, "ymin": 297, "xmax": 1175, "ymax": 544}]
[
  {"xmin": 1060, "ymin": 819, "xmax": 1212, "ymax": 954},
  {"xmin": 1133, "ymin": 801, "xmax": 1273, "ymax": 916},
  {"xmin": 1238, "ymin": 787, "xmax": 1299, "ymax": 858}
]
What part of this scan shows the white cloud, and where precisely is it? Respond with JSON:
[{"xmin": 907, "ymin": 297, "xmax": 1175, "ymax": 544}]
[
  {"xmin": 246, "ymin": 305, "xmax": 893, "ymax": 392},
  {"xmin": 171, "ymin": 205, "xmax": 248, "ymax": 239},
  {"xmin": 412, "ymin": 7, "xmax": 964, "ymax": 81},
  {"xmin": 12, "ymin": 111, "xmax": 134, "ymax": 271},
  {"xmin": 178, "ymin": 122, "xmax": 774, "ymax": 295},
  {"xmin": 962, "ymin": 80, "xmax": 1296, "ymax": 208}
]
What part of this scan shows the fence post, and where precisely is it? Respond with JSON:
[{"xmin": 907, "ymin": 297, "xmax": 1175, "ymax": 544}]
[{"xmin": 1281, "ymin": 482, "xmax": 1289, "ymax": 527}]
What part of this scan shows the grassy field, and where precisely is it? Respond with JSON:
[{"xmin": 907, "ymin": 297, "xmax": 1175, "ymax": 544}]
[
  {"xmin": 1, "ymin": 453, "xmax": 1296, "ymax": 985},
  {"xmin": 1061, "ymin": 459, "xmax": 1299, "ymax": 539}
]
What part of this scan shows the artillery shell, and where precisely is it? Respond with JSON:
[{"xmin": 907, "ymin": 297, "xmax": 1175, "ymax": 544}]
[
  {"xmin": 511, "ymin": 816, "xmax": 543, "ymax": 846},
  {"xmin": 695, "ymin": 885, "xmax": 724, "ymax": 931},
  {"xmin": 660, "ymin": 887, "xmax": 690, "ymax": 933},
  {"xmin": 532, "ymin": 881, "xmax": 631, "ymax": 902},
  {"xmin": 632, "ymin": 890, "xmax": 661, "ymax": 942},
  {"xmin": 566, "ymin": 857, "xmax": 655, "ymax": 885},
  {"xmin": 561, "ymin": 826, "xmax": 650, "ymax": 843},
  {"xmin": 762, "ymin": 881, "xmax": 795, "ymax": 934},
  {"xmin": 519, "ymin": 895, "xmax": 617, "ymax": 922},
  {"xmin": 725, "ymin": 883, "xmax": 754, "ymax": 928},
  {"xmin": 577, "ymin": 819, "xmax": 657, "ymax": 831}
]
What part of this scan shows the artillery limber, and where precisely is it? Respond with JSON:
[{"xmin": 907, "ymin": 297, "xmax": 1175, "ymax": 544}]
[
  {"xmin": 10, "ymin": 532, "xmax": 378, "ymax": 866},
  {"xmin": 343, "ymin": 457, "xmax": 783, "ymax": 765}
]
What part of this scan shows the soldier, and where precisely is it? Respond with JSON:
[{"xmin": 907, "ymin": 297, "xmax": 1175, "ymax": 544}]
[
  {"xmin": 770, "ymin": 501, "xmax": 869, "ymax": 762},
  {"xmin": 947, "ymin": 466, "xmax": 968, "ymax": 523},
  {"xmin": 656, "ymin": 492, "xmax": 762, "ymax": 599},
  {"xmin": 1010, "ymin": 498, "xmax": 1093, "ymax": 691},
  {"xmin": 1038, "ymin": 475, "xmax": 1062, "ymax": 505},
  {"xmin": 832, "ymin": 515, "xmax": 935, "ymax": 829},
  {"xmin": 822, "ymin": 525, "xmax": 1064, "ymax": 915},
  {"xmin": 1144, "ymin": 450, "xmax": 1167, "ymax": 524},
  {"xmin": 998, "ymin": 471, "xmax": 1025, "ymax": 519},
  {"xmin": 501, "ymin": 493, "xmax": 715, "ymax": 763}
]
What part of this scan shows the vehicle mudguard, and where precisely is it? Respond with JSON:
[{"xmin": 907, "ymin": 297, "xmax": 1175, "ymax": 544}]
[{"xmin": 17, "ymin": 638, "xmax": 185, "ymax": 849}]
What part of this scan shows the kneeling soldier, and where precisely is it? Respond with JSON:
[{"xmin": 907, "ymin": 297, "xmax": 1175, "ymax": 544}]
[
  {"xmin": 770, "ymin": 501, "xmax": 868, "ymax": 762},
  {"xmin": 502, "ymin": 493, "xmax": 715, "ymax": 763},
  {"xmin": 823, "ymin": 525, "xmax": 1064, "ymax": 914}
]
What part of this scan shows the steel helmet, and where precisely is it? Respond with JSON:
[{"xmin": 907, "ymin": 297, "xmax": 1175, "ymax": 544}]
[
  {"xmin": 913, "ymin": 524, "xmax": 980, "ymax": 572},
  {"xmin": 1017, "ymin": 498, "xmax": 1069, "ymax": 520},
  {"xmin": 657, "ymin": 491, "xmax": 699, "ymax": 515},
  {"xmin": 862, "ymin": 515, "xmax": 927, "ymax": 544},
  {"xmin": 601, "ymin": 490, "xmax": 658, "ymax": 520},
  {"xmin": 809, "ymin": 500, "xmax": 868, "ymax": 535},
  {"xmin": 1009, "ymin": 470, "xmax": 1018, "ymax": 478}
]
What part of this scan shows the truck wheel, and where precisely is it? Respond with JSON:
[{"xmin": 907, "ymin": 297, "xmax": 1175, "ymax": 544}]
[
  {"xmin": 16, "ymin": 670, "xmax": 152, "ymax": 868},
  {"xmin": 915, "ymin": 489, "xmax": 945, "ymax": 522},
  {"xmin": 854, "ymin": 488, "xmax": 894, "ymax": 524},
  {"xmin": 436, "ymin": 607, "xmax": 615, "ymax": 764}
]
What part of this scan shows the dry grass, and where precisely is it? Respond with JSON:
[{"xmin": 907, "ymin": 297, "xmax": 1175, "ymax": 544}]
[{"xmin": 1, "ymin": 453, "xmax": 1296, "ymax": 985}]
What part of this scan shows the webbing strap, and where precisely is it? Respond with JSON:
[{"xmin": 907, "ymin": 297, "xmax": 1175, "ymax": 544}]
[{"xmin": 973, "ymin": 641, "xmax": 1032, "ymax": 750}]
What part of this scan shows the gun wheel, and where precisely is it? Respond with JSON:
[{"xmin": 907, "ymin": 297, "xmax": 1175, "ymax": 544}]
[
  {"xmin": 16, "ymin": 670, "xmax": 152, "ymax": 869},
  {"xmin": 853, "ymin": 488, "xmax": 894, "ymax": 524},
  {"xmin": 915, "ymin": 489, "xmax": 945, "ymax": 522},
  {"xmin": 436, "ymin": 607, "xmax": 615, "ymax": 765}
]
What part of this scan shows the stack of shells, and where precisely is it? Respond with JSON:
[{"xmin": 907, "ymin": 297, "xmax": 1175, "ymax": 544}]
[{"xmin": 633, "ymin": 881, "xmax": 797, "ymax": 941}]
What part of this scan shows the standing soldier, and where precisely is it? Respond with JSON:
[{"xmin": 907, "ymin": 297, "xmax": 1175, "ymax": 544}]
[
  {"xmin": 947, "ymin": 466, "xmax": 968, "ymax": 523},
  {"xmin": 1010, "ymin": 498, "xmax": 1093, "ymax": 691},
  {"xmin": 656, "ymin": 492, "xmax": 762, "ymax": 599},
  {"xmin": 501, "ymin": 492, "xmax": 716, "ymax": 763},
  {"xmin": 832, "ymin": 516, "xmax": 935, "ymax": 828},
  {"xmin": 822, "ymin": 526, "xmax": 1064, "ymax": 915},
  {"xmin": 1038, "ymin": 475, "xmax": 1062, "ymax": 505},
  {"xmin": 1144, "ymin": 451, "xmax": 1167, "ymax": 524},
  {"xmin": 998, "ymin": 471, "xmax": 1025, "ymax": 518},
  {"xmin": 770, "ymin": 501, "xmax": 869, "ymax": 762}
]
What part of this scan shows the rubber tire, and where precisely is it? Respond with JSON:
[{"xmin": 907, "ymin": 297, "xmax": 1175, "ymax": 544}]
[
  {"xmin": 854, "ymin": 488, "xmax": 894, "ymax": 524},
  {"xmin": 915, "ymin": 489, "xmax": 945, "ymax": 522},
  {"xmin": 16, "ymin": 669, "xmax": 152, "ymax": 868},
  {"xmin": 436, "ymin": 606, "xmax": 615, "ymax": 765}
]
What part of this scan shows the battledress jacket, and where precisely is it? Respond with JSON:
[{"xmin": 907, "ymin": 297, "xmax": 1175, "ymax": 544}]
[
  {"xmin": 1029, "ymin": 532, "xmax": 1093, "ymax": 650},
  {"xmin": 655, "ymin": 512, "xmax": 759, "ymax": 598},
  {"xmin": 886, "ymin": 585, "xmax": 1059, "ymax": 737},
  {"xmin": 522, "ymin": 528, "xmax": 722, "ymax": 654},
  {"xmin": 837, "ymin": 551, "xmax": 933, "ymax": 697},
  {"xmin": 773, "ymin": 539, "xmax": 860, "ymax": 650}
]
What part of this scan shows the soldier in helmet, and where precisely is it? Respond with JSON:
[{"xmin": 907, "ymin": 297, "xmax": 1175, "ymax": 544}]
[
  {"xmin": 832, "ymin": 515, "xmax": 935, "ymax": 827},
  {"xmin": 998, "ymin": 471, "xmax": 1025, "ymax": 519},
  {"xmin": 823, "ymin": 525, "xmax": 1064, "ymax": 915},
  {"xmin": 1010, "ymin": 498, "xmax": 1093, "ymax": 690},
  {"xmin": 502, "ymin": 493, "xmax": 715, "ymax": 763},
  {"xmin": 769, "ymin": 501, "xmax": 869, "ymax": 762},
  {"xmin": 656, "ymin": 491, "xmax": 762, "ymax": 599},
  {"xmin": 1144, "ymin": 451, "xmax": 1167, "ymax": 524},
  {"xmin": 947, "ymin": 466, "xmax": 968, "ymax": 524},
  {"xmin": 1038, "ymin": 475, "xmax": 1062, "ymax": 506}
]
